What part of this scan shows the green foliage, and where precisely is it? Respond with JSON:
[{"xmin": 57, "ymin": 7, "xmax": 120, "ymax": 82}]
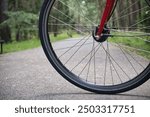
[
  {"xmin": 141, "ymin": 10, "xmax": 150, "ymax": 32},
  {"xmin": 1, "ymin": 11, "xmax": 38, "ymax": 28},
  {"xmin": 8, "ymin": 0, "xmax": 42, "ymax": 13},
  {"xmin": 139, "ymin": 0, "xmax": 150, "ymax": 32},
  {"xmin": 0, "ymin": 11, "xmax": 38, "ymax": 41}
]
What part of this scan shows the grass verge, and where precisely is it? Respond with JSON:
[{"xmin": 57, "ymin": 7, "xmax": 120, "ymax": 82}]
[
  {"xmin": 3, "ymin": 38, "xmax": 41, "ymax": 53},
  {"xmin": 110, "ymin": 33, "xmax": 150, "ymax": 59},
  {"xmin": 2, "ymin": 32, "xmax": 80, "ymax": 53}
]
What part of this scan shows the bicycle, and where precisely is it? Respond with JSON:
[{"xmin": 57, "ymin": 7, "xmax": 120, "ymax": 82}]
[{"xmin": 39, "ymin": 0, "xmax": 150, "ymax": 94}]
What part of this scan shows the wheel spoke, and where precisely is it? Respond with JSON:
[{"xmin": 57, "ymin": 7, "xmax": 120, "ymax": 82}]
[
  {"xmin": 53, "ymin": 7, "xmax": 91, "ymax": 32},
  {"xmin": 59, "ymin": 0, "xmax": 96, "ymax": 26},
  {"xmin": 58, "ymin": 35, "xmax": 90, "ymax": 58},
  {"xmin": 110, "ymin": 43, "xmax": 146, "ymax": 69},
  {"xmin": 107, "ymin": 41, "xmax": 115, "ymax": 85},
  {"xmin": 130, "ymin": 16, "xmax": 150, "ymax": 28},
  {"xmin": 50, "ymin": 15, "xmax": 87, "ymax": 34},
  {"xmin": 116, "ymin": 43, "xmax": 138, "ymax": 75},
  {"xmin": 55, "ymin": 42, "xmax": 93, "ymax": 51},
  {"xmin": 101, "ymin": 44, "xmax": 130, "ymax": 79},
  {"xmin": 116, "ymin": 44, "xmax": 150, "ymax": 54},
  {"xmin": 103, "ymin": 43, "xmax": 108, "ymax": 85},
  {"xmin": 112, "ymin": 6, "xmax": 149, "ymax": 23},
  {"xmin": 78, "ymin": 40, "xmax": 96, "ymax": 77},
  {"xmin": 71, "ymin": 44, "xmax": 100, "ymax": 71},
  {"xmin": 64, "ymin": 36, "xmax": 91, "ymax": 65},
  {"xmin": 86, "ymin": 40, "xmax": 95, "ymax": 81}
]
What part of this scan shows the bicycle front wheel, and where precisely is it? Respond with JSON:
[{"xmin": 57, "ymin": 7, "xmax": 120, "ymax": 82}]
[{"xmin": 39, "ymin": 0, "xmax": 150, "ymax": 94}]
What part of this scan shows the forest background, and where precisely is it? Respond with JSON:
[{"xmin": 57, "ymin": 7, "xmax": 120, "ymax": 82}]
[{"xmin": 0, "ymin": 0, "xmax": 149, "ymax": 53}]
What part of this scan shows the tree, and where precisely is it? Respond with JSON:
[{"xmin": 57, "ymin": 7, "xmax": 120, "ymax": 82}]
[
  {"xmin": 0, "ymin": 0, "xmax": 11, "ymax": 42},
  {"xmin": 0, "ymin": 11, "xmax": 38, "ymax": 41}
]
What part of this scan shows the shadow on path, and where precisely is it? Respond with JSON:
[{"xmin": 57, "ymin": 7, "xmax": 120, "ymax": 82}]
[{"xmin": 25, "ymin": 92, "xmax": 150, "ymax": 100}]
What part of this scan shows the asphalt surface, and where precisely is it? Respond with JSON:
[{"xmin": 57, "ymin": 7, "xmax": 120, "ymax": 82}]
[{"xmin": 0, "ymin": 40, "xmax": 150, "ymax": 100}]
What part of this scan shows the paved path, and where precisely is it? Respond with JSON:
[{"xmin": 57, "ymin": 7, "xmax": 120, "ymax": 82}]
[{"xmin": 0, "ymin": 43, "xmax": 150, "ymax": 100}]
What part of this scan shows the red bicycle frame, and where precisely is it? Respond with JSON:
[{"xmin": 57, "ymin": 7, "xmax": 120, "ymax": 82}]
[{"xmin": 96, "ymin": 0, "xmax": 116, "ymax": 37}]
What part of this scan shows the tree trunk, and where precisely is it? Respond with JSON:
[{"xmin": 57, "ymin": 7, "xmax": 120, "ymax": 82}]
[
  {"xmin": 0, "ymin": 0, "xmax": 11, "ymax": 42},
  {"xmin": 53, "ymin": 19, "xmax": 58, "ymax": 37}
]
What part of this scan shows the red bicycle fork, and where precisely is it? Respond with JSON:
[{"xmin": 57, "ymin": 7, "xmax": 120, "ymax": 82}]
[{"xmin": 96, "ymin": 0, "xmax": 116, "ymax": 37}]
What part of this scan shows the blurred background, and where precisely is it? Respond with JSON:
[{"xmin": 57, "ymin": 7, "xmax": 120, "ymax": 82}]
[
  {"xmin": 0, "ymin": 0, "xmax": 42, "ymax": 53},
  {"xmin": 0, "ymin": 0, "xmax": 149, "ymax": 54}
]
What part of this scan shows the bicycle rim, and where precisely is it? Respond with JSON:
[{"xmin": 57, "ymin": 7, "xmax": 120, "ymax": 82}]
[{"xmin": 39, "ymin": 0, "xmax": 150, "ymax": 94}]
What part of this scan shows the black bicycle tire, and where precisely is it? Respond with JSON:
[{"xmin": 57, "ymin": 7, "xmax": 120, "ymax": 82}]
[{"xmin": 39, "ymin": 0, "xmax": 150, "ymax": 94}]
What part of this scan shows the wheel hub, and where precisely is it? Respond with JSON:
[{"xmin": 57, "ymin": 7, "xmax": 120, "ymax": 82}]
[{"xmin": 92, "ymin": 25, "xmax": 110, "ymax": 43}]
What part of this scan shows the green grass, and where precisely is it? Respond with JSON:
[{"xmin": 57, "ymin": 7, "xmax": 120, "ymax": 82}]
[
  {"xmin": 110, "ymin": 32, "xmax": 150, "ymax": 59},
  {"xmin": 3, "ymin": 38, "xmax": 41, "ymax": 53},
  {"xmin": 2, "ymin": 32, "xmax": 80, "ymax": 53}
]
